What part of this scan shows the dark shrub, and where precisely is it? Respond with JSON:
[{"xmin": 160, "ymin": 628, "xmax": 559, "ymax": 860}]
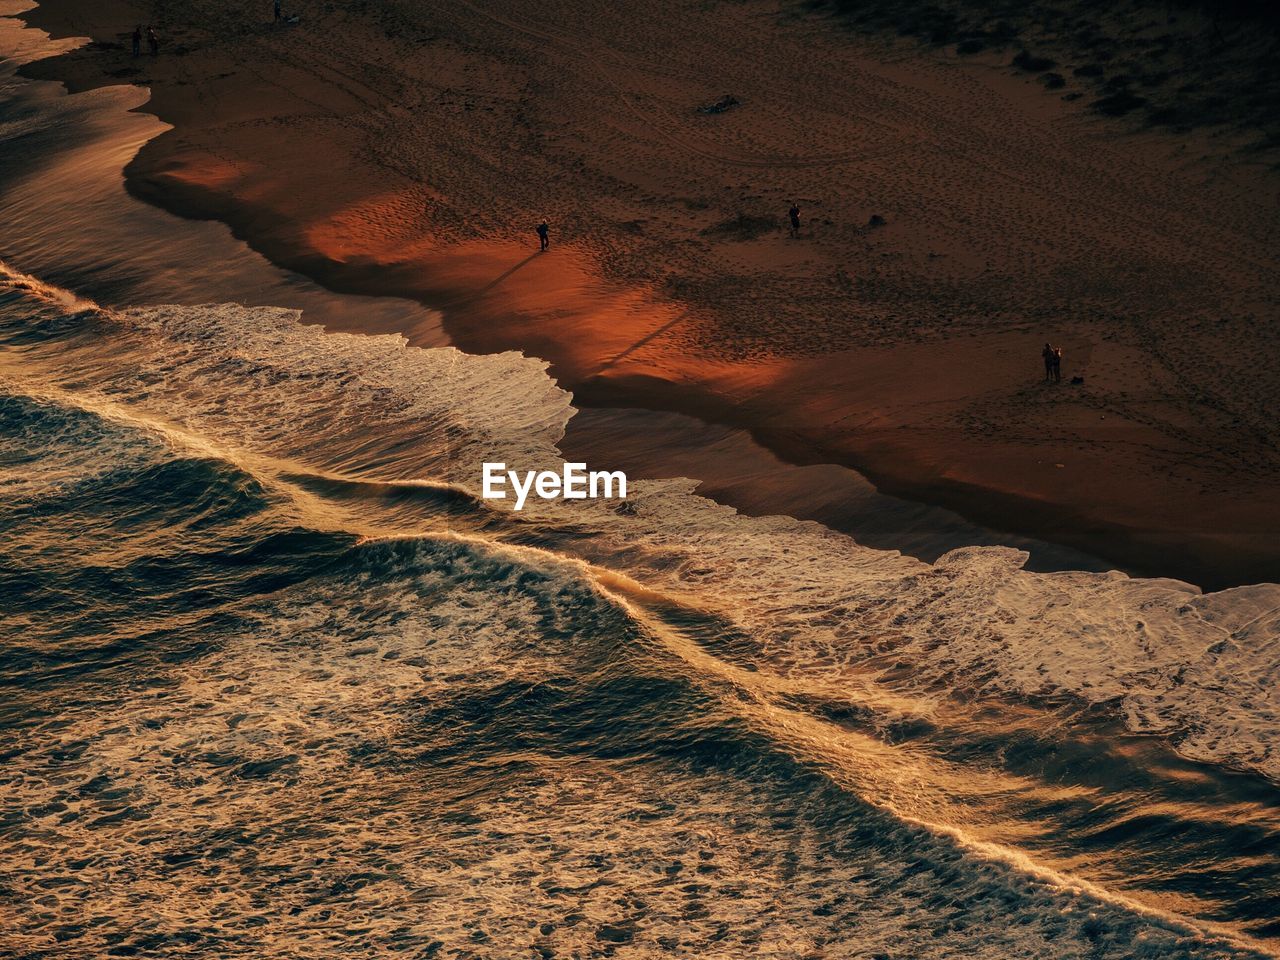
[
  {"xmin": 1013, "ymin": 49, "xmax": 1058, "ymax": 71},
  {"xmin": 1093, "ymin": 90, "xmax": 1147, "ymax": 115}
]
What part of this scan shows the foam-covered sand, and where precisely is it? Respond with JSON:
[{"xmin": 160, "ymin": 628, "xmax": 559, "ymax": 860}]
[{"xmin": 15, "ymin": 0, "xmax": 1280, "ymax": 587}]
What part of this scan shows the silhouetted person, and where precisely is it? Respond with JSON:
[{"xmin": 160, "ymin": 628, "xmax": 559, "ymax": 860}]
[
  {"xmin": 536, "ymin": 220, "xmax": 549, "ymax": 251},
  {"xmin": 1042, "ymin": 342, "xmax": 1054, "ymax": 381},
  {"xmin": 788, "ymin": 202, "xmax": 800, "ymax": 238},
  {"xmin": 131, "ymin": 25, "xmax": 142, "ymax": 57},
  {"xmin": 274, "ymin": 0, "xmax": 282, "ymax": 21},
  {"xmin": 1052, "ymin": 345, "xmax": 1063, "ymax": 382},
  {"xmin": 146, "ymin": 25, "xmax": 159, "ymax": 56}
]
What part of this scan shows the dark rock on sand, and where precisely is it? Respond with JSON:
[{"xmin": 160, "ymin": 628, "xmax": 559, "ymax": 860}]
[{"xmin": 698, "ymin": 94, "xmax": 740, "ymax": 114}]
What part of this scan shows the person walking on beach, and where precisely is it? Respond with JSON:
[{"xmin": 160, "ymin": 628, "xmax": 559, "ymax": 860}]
[
  {"xmin": 274, "ymin": 0, "xmax": 282, "ymax": 21},
  {"xmin": 146, "ymin": 25, "xmax": 159, "ymax": 56},
  {"xmin": 536, "ymin": 220, "xmax": 549, "ymax": 252},
  {"xmin": 131, "ymin": 25, "xmax": 142, "ymax": 57},
  {"xmin": 788, "ymin": 202, "xmax": 801, "ymax": 238},
  {"xmin": 1051, "ymin": 345, "xmax": 1063, "ymax": 382},
  {"xmin": 1042, "ymin": 342, "xmax": 1055, "ymax": 382}
]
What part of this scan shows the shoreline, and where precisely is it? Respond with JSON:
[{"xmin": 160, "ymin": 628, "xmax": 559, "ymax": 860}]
[
  {"xmin": 14, "ymin": 0, "xmax": 1280, "ymax": 589},
  {"xmin": 0, "ymin": 0, "xmax": 1116, "ymax": 586}
]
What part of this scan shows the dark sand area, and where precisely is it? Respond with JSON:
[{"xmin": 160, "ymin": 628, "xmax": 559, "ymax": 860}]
[{"xmin": 16, "ymin": 0, "xmax": 1280, "ymax": 588}]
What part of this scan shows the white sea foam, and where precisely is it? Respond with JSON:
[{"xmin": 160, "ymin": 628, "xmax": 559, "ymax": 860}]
[
  {"xmin": 6, "ymin": 289, "xmax": 1277, "ymax": 784},
  {"xmin": 121, "ymin": 302, "xmax": 571, "ymax": 480},
  {"xmin": 607, "ymin": 488, "xmax": 1280, "ymax": 782}
]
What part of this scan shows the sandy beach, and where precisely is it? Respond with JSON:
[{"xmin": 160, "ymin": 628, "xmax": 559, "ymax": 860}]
[{"xmin": 19, "ymin": 0, "xmax": 1280, "ymax": 588}]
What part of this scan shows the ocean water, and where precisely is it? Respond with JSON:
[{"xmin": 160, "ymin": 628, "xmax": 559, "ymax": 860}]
[{"xmin": 2, "ymin": 7, "xmax": 1279, "ymax": 959}]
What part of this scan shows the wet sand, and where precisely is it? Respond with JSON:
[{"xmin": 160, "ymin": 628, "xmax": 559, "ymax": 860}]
[
  {"xmin": 18, "ymin": 0, "xmax": 1280, "ymax": 588},
  {"xmin": 0, "ymin": 0, "xmax": 1116, "ymax": 587}
]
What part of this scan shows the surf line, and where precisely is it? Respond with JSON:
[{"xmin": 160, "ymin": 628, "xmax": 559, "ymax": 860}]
[{"xmin": 482, "ymin": 462, "xmax": 626, "ymax": 511}]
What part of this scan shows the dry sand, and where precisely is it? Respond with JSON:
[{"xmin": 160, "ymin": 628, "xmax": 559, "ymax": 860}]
[{"xmin": 18, "ymin": 0, "xmax": 1280, "ymax": 588}]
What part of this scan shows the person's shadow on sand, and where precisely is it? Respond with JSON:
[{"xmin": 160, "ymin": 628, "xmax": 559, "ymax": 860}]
[
  {"xmin": 588, "ymin": 310, "xmax": 691, "ymax": 377},
  {"xmin": 475, "ymin": 252, "xmax": 540, "ymax": 297},
  {"xmin": 441, "ymin": 252, "xmax": 541, "ymax": 309}
]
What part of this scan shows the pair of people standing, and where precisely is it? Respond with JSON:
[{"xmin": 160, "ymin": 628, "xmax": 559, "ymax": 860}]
[
  {"xmin": 131, "ymin": 25, "xmax": 158, "ymax": 57},
  {"xmin": 1042, "ymin": 343, "xmax": 1063, "ymax": 382}
]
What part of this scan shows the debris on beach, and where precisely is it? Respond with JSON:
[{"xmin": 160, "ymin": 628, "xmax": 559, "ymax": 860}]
[
  {"xmin": 697, "ymin": 94, "xmax": 740, "ymax": 114},
  {"xmin": 868, "ymin": 214, "xmax": 887, "ymax": 227}
]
